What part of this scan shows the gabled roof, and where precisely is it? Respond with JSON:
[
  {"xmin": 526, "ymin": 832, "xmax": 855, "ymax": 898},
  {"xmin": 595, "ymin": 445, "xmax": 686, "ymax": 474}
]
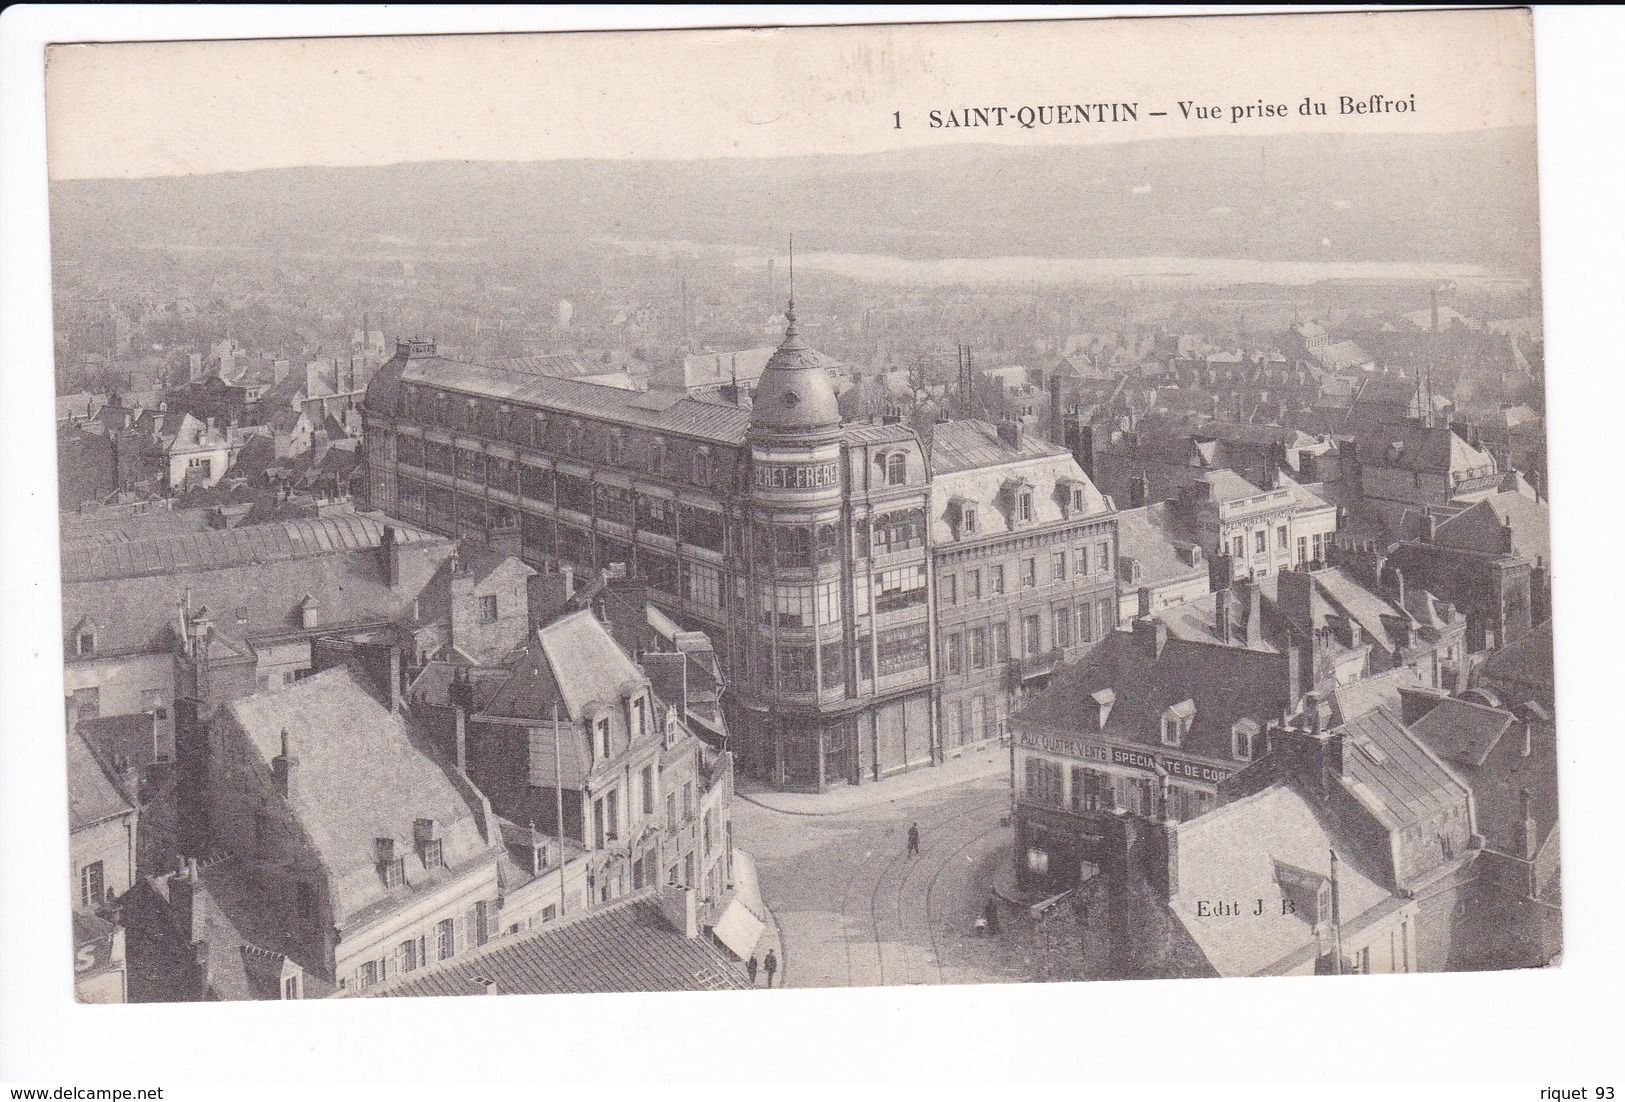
[
  {"xmin": 1357, "ymin": 422, "xmax": 1495, "ymax": 477},
  {"xmin": 1328, "ymin": 664, "xmax": 1423, "ymax": 726},
  {"xmin": 927, "ymin": 419, "xmax": 1071, "ymax": 475},
  {"xmin": 1114, "ymin": 503, "xmax": 1207, "ymax": 591},
  {"xmin": 61, "ymin": 514, "xmax": 440, "ymax": 583},
  {"xmin": 1332, "ymin": 708, "xmax": 1470, "ymax": 832},
  {"xmin": 67, "ymin": 732, "xmax": 135, "ymax": 833},
  {"xmin": 1013, "ymin": 627, "xmax": 1293, "ymax": 763},
  {"xmin": 1169, "ymin": 784, "xmax": 1394, "ymax": 977},
  {"xmin": 537, "ymin": 610, "xmax": 644, "ymax": 718},
  {"xmin": 1435, "ymin": 492, "xmax": 1550, "ymax": 565},
  {"xmin": 1409, "ymin": 697, "xmax": 1518, "ymax": 768},
  {"xmin": 61, "ymin": 517, "xmax": 455, "ymax": 659},
  {"xmin": 369, "ymin": 893, "xmax": 748, "ymax": 997},
  {"xmin": 1476, "ymin": 621, "xmax": 1554, "ymax": 694},
  {"xmin": 223, "ymin": 666, "xmax": 498, "ymax": 928}
]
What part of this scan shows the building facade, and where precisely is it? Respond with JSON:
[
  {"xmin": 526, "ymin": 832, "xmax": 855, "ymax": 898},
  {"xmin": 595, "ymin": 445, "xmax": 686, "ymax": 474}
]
[{"xmin": 362, "ymin": 311, "xmax": 1117, "ymax": 792}]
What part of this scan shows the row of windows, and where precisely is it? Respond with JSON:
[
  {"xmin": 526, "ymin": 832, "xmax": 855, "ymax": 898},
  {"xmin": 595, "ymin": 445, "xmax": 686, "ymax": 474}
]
[
  {"xmin": 941, "ymin": 694, "xmax": 1009, "ymax": 748},
  {"xmin": 942, "ymin": 598, "xmax": 1115, "ymax": 676},
  {"xmin": 395, "ymin": 475, "xmax": 729, "ymax": 558},
  {"xmin": 349, "ymin": 904, "xmax": 490, "ymax": 992},
  {"xmin": 1023, "ymin": 762, "xmax": 1217, "ymax": 823},
  {"xmin": 395, "ymin": 394, "xmax": 720, "ymax": 486},
  {"xmin": 939, "ymin": 540, "xmax": 1112, "ymax": 605}
]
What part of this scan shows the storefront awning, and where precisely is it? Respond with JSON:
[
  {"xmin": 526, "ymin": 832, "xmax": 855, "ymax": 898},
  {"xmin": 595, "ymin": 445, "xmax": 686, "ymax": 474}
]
[{"xmin": 711, "ymin": 898, "xmax": 765, "ymax": 960}]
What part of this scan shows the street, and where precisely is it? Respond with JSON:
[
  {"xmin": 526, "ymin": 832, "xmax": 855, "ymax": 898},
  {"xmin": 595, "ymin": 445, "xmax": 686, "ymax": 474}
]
[{"xmin": 734, "ymin": 762, "xmax": 1037, "ymax": 988}]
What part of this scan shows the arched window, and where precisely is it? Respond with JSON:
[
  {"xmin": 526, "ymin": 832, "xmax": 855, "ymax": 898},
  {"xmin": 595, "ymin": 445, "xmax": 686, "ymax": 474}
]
[{"xmin": 884, "ymin": 452, "xmax": 907, "ymax": 486}]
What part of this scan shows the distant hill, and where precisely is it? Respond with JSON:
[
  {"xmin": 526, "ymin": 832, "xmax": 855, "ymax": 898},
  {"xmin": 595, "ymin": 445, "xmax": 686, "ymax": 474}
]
[{"xmin": 49, "ymin": 129, "xmax": 1540, "ymax": 273}]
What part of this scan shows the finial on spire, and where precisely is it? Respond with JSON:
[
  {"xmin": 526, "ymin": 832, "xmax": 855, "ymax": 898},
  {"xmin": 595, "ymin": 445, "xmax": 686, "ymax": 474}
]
[{"xmin": 786, "ymin": 235, "xmax": 796, "ymax": 324}]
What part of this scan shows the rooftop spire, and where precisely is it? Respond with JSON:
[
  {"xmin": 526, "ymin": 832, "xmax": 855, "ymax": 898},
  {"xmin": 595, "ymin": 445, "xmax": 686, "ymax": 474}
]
[{"xmin": 786, "ymin": 235, "xmax": 796, "ymax": 329}]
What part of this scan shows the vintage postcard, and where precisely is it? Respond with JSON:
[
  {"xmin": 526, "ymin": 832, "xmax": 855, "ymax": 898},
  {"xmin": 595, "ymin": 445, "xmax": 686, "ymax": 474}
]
[{"xmin": 44, "ymin": 7, "xmax": 1555, "ymax": 1008}]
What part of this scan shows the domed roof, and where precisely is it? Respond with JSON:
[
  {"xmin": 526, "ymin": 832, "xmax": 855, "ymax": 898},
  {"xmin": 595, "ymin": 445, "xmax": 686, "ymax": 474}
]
[{"xmin": 748, "ymin": 305, "xmax": 841, "ymax": 435}]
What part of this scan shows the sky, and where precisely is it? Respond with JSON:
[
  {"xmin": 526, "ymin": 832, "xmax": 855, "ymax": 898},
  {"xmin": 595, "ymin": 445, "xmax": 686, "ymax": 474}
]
[{"xmin": 43, "ymin": 7, "xmax": 1536, "ymax": 180}]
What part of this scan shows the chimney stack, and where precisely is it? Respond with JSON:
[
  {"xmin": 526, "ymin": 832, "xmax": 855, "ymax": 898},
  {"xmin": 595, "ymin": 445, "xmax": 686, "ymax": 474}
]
[
  {"xmin": 1137, "ymin": 586, "xmax": 1153, "ymax": 620},
  {"xmin": 380, "ymin": 525, "xmax": 402, "ymax": 589},
  {"xmin": 272, "ymin": 729, "xmax": 298, "ymax": 799},
  {"xmin": 1214, "ymin": 591, "xmax": 1234, "ymax": 644},
  {"xmin": 1132, "ymin": 616, "xmax": 1167, "ymax": 660},
  {"xmin": 1129, "ymin": 473, "xmax": 1149, "ymax": 508},
  {"xmin": 1239, "ymin": 578, "xmax": 1263, "ymax": 647}
]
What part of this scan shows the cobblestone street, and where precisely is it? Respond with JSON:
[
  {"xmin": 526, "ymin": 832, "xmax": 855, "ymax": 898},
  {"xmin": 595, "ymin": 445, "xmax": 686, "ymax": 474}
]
[{"xmin": 734, "ymin": 752, "xmax": 1044, "ymax": 989}]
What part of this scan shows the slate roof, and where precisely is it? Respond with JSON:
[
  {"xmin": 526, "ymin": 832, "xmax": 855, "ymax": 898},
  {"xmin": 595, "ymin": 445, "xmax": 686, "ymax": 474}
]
[
  {"xmin": 222, "ymin": 667, "xmax": 499, "ymax": 927},
  {"xmin": 1169, "ymin": 784, "xmax": 1394, "ymax": 977},
  {"xmin": 1436, "ymin": 492, "xmax": 1551, "ymax": 565},
  {"xmin": 1012, "ymin": 627, "xmax": 1294, "ymax": 763},
  {"xmin": 1113, "ymin": 503, "xmax": 1207, "ymax": 591},
  {"xmin": 540, "ymin": 610, "xmax": 643, "ymax": 719},
  {"xmin": 68, "ymin": 732, "xmax": 136, "ymax": 833},
  {"xmin": 61, "ymin": 516, "xmax": 453, "ymax": 659},
  {"xmin": 927, "ymin": 419, "xmax": 1071, "ymax": 475},
  {"xmin": 1409, "ymin": 698, "xmax": 1518, "ymax": 769},
  {"xmin": 1328, "ymin": 664, "xmax": 1423, "ymax": 726},
  {"xmin": 1356, "ymin": 422, "xmax": 1495, "ymax": 477},
  {"xmin": 1476, "ymin": 621, "xmax": 1554, "ymax": 698},
  {"xmin": 1333, "ymin": 708, "xmax": 1470, "ymax": 832},
  {"xmin": 61, "ymin": 514, "xmax": 439, "ymax": 583},
  {"xmin": 368, "ymin": 894, "xmax": 748, "ymax": 997},
  {"xmin": 927, "ymin": 426, "xmax": 1109, "ymax": 546},
  {"xmin": 397, "ymin": 356, "xmax": 754, "ymax": 444}
]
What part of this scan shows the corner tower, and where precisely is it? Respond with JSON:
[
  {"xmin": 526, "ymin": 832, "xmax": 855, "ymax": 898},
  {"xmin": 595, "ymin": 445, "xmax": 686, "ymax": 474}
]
[{"xmin": 742, "ymin": 302, "xmax": 854, "ymax": 788}]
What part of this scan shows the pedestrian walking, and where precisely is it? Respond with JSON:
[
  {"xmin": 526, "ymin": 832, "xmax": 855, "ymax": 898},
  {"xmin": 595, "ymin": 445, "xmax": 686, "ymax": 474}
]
[
  {"xmin": 763, "ymin": 949, "xmax": 778, "ymax": 988},
  {"xmin": 984, "ymin": 896, "xmax": 1001, "ymax": 937},
  {"xmin": 907, "ymin": 821, "xmax": 921, "ymax": 857},
  {"xmin": 746, "ymin": 955, "xmax": 759, "ymax": 985}
]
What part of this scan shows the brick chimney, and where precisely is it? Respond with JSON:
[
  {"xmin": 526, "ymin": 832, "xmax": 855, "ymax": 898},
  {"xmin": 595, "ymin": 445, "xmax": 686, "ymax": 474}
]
[
  {"xmin": 996, "ymin": 420, "xmax": 1024, "ymax": 449},
  {"xmin": 272, "ymin": 729, "xmax": 298, "ymax": 799},
  {"xmin": 1137, "ymin": 586, "xmax": 1153, "ymax": 619},
  {"xmin": 380, "ymin": 524, "xmax": 402, "ymax": 589},
  {"xmin": 1237, "ymin": 578, "xmax": 1263, "ymax": 647},
  {"xmin": 1276, "ymin": 567, "xmax": 1315, "ymax": 636},
  {"xmin": 1214, "ymin": 591, "xmax": 1234, "ymax": 644},
  {"xmin": 1129, "ymin": 473, "xmax": 1149, "ymax": 508},
  {"xmin": 1132, "ymin": 617, "xmax": 1167, "ymax": 660}
]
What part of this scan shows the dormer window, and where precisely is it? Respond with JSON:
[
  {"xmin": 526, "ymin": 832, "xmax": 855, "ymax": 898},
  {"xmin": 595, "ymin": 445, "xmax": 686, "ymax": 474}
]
[
  {"xmin": 1017, "ymin": 489, "xmax": 1034, "ymax": 524},
  {"xmin": 414, "ymin": 819, "xmax": 444, "ymax": 869},
  {"xmin": 1071, "ymin": 486, "xmax": 1087, "ymax": 513},
  {"xmin": 77, "ymin": 631, "xmax": 96, "ymax": 656},
  {"xmin": 596, "ymin": 716, "xmax": 611, "ymax": 760},
  {"xmin": 1160, "ymin": 700, "xmax": 1195, "ymax": 747},
  {"xmin": 630, "ymin": 695, "xmax": 647, "ymax": 739},
  {"xmin": 884, "ymin": 452, "xmax": 907, "ymax": 486},
  {"xmin": 1091, "ymin": 688, "xmax": 1116, "ymax": 731},
  {"xmin": 960, "ymin": 503, "xmax": 978, "ymax": 536},
  {"xmin": 1232, "ymin": 718, "xmax": 1259, "ymax": 761},
  {"xmin": 375, "ymin": 838, "xmax": 405, "ymax": 888}
]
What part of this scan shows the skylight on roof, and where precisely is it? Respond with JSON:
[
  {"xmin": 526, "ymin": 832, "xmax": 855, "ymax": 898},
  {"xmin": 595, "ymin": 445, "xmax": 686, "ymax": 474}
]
[{"xmin": 1354, "ymin": 736, "xmax": 1389, "ymax": 765}]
